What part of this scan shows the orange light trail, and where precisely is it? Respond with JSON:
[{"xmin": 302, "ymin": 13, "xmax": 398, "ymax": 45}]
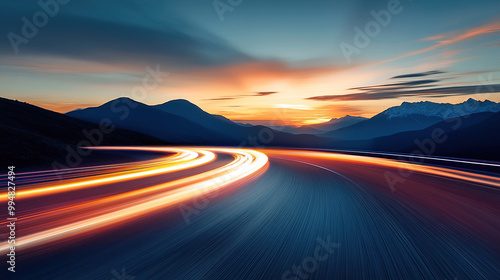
[
  {"xmin": 0, "ymin": 147, "xmax": 268, "ymax": 253},
  {"xmin": 1, "ymin": 148, "xmax": 213, "ymax": 201},
  {"xmin": 3, "ymin": 147, "xmax": 499, "ymax": 256},
  {"xmin": 263, "ymin": 149, "xmax": 500, "ymax": 188}
]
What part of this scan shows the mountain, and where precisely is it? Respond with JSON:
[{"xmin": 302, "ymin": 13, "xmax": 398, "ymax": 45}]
[
  {"xmin": 323, "ymin": 113, "xmax": 443, "ymax": 140},
  {"xmin": 4, "ymin": 96, "xmax": 500, "ymax": 166},
  {"xmin": 273, "ymin": 125, "xmax": 324, "ymax": 135},
  {"xmin": 153, "ymin": 99, "xmax": 241, "ymax": 135},
  {"xmin": 67, "ymin": 98, "xmax": 234, "ymax": 145},
  {"xmin": 0, "ymin": 97, "xmax": 167, "ymax": 169},
  {"xmin": 335, "ymin": 111, "xmax": 500, "ymax": 161},
  {"xmin": 273, "ymin": 115, "xmax": 367, "ymax": 135},
  {"xmin": 381, "ymin": 98, "xmax": 500, "ymax": 119},
  {"xmin": 324, "ymin": 99, "xmax": 500, "ymax": 140},
  {"xmin": 68, "ymin": 98, "xmax": 329, "ymax": 148},
  {"xmin": 433, "ymin": 111, "xmax": 500, "ymax": 160},
  {"xmin": 304, "ymin": 115, "xmax": 368, "ymax": 132}
]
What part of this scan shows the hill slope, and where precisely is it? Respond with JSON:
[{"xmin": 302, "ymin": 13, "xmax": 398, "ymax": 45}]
[
  {"xmin": 67, "ymin": 98, "xmax": 234, "ymax": 145},
  {"xmin": 0, "ymin": 97, "xmax": 167, "ymax": 169},
  {"xmin": 276, "ymin": 115, "xmax": 367, "ymax": 135},
  {"xmin": 324, "ymin": 114, "xmax": 443, "ymax": 140},
  {"xmin": 335, "ymin": 111, "xmax": 500, "ymax": 161},
  {"xmin": 153, "ymin": 99, "xmax": 243, "ymax": 136},
  {"xmin": 69, "ymin": 98, "xmax": 329, "ymax": 148}
]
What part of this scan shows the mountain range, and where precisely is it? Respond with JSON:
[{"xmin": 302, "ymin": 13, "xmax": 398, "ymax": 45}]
[
  {"xmin": 2, "ymin": 96, "xmax": 499, "ymax": 167},
  {"xmin": 65, "ymin": 97, "xmax": 500, "ymax": 161},
  {"xmin": 381, "ymin": 98, "xmax": 500, "ymax": 119},
  {"xmin": 339, "ymin": 111, "xmax": 500, "ymax": 161},
  {"xmin": 274, "ymin": 115, "xmax": 367, "ymax": 135},
  {"xmin": 324, "ymin": 98, "xmax": 500, "ymax": 140},
  {"xmin": 67, "ymin": 98, "xmax": 328, "ymax": 148}
]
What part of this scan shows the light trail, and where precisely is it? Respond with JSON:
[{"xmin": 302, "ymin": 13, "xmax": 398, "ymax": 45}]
[
  {"xmin": 4, "ymin": 147, "xmax": 499, "ymax": 280},
  {"xmin": 0, "ymin": 147, "xmax": 268, "ymax": 253},
  {"xmin": 264, "ymin": 149, "xmax": 500, "ymax": 188},
  {"xmin": 317, "ymin": 149, "xmax": 500, "ymax": 168},
  {"xmin": 2, "ymin": 147, "xmax": 499, "ymax": 257},
  {"xmin": 1, "ymin": 148, "xmax": 211, "ymax": 200}
]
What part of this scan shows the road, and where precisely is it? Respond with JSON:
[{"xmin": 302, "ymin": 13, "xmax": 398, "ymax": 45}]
[{"xmin": 2, "ymin": 147, "xmax": 500, "ymax": 280}]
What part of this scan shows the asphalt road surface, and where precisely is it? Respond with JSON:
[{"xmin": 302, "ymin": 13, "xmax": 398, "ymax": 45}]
[{"xmin": 2, "ymin": 147, "xmax": 500, "ymax": 280}]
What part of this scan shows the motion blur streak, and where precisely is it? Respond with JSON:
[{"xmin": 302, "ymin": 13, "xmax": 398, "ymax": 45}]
[
  {"xmin": 0, "ymin": 147, "xmax": 268, "ymax": 253},
  {"xmin": 267, "ymin": 149, "xmax": 500, "ymax": 187},
  {"xmin": 3, "ymin": 148, "xmax": 500, "ymax": 280},
  {"xmin": 1, "ymin": 148, "xmax": 212, "ymax": 200}
]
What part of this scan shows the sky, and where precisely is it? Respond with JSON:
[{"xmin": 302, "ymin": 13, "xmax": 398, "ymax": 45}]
[{"xmin": 1, "ymin": 0, "xmax": 500, "ymax": 125}]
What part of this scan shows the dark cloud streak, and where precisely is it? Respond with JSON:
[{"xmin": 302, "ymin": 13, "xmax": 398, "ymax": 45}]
[
  {"xmin": 255, "ymin": 91, "xmax": 278, "ymax": 96},
  {"xmin": 391, "ymin": 70, "xmax": 445, "ymax": 79},
  {"xmin": 306, "ymin": 84, "xmax": 500, "ymax": 101},
  {"xmin": 350, "ymin": 79, "xmax": 440, "ymax": 90},
  {"xmin": 203, "ymin": 97, "xmax": 237, "ymax": 101}
]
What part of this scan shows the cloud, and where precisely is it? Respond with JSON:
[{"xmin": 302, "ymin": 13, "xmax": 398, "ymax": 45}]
[
  {"xmin": 167, "ymin": 60, "xmax": 345, "ymax": 101},
  {"xmin": 434, "ymin": 20, "xmax": 500, "ymax": 46},
  {"xmin": 382, "ymin": 19, "xmax": 500, "ymax": 64},
  {"xmin": 0, "ymin": 1, "xmax": 250, "ymax": 70},
  {"xmin": 306, "ymin": 83, "xmax": 500, "ymax": 101},
  {"xmin": 313, "ymin": 104, "xmax": 365, "ymax": 115},
  {"xmin": 203, "ymin": 97, "xmax": 237, "ymax": 101},
  {"xmin": 255, "ymin": 91, "xmax": 278, "ymax": 96},
  {"xmin": 203, "ymin": 91, "xmax": 279, "ymax": 101},
  {"xmin": 391, "ymin": 70, "xmax": 445, "ymax": 79},
  {"xmin": 350, "ymin": 79, "xmax": 441, "ymax": 90},
  {"xmin": 421, "ymin": 35, "xmax": 445, "ymax": 41},
  {"xmin": 274, "ymin": 104, "xmax": 310, "ymax": 110}
]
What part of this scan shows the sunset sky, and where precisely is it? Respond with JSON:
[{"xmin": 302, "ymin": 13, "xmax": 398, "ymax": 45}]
[{"xmin": 1, "ymin": 0, "xmax": 500, "ymax": 125}]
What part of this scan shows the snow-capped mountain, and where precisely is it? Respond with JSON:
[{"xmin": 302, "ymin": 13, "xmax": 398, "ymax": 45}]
[
  {"xmin": 381, "ymin": 98, "xmax": 500, "ymax": 119},
  {"xmin": 324, "ymin": 99, "xmax": 500, "ymax": 140}
]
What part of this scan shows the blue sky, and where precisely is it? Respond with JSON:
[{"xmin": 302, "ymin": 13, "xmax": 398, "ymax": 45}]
[{"xmin": 1, "ymin": 0, "xmax": 499, "ymax": 124}]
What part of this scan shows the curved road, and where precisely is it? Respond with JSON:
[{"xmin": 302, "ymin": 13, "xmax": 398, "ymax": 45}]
[{"xmin": 2, "ymin": 147, "xmax": 500, "ymax": 280}]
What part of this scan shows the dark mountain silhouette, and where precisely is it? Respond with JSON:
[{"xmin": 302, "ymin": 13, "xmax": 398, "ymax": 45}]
[
  {"xmin": 275, "ymin": 125, "xmax": 324, "ymax": 135},
  {"xmin": 433, "ymin": 111, "xmax": 500, "ymax": 160},
  {"xmin": 0, "ymin": 97, "xmax": 167, "ymax": 169},
  {"xmin": 324, "ymin": 114, "xmax": 443, "ymax": 140},
  {"xmin": 304, "ymin": 115, "xmax": 367, "ymax": 132},
  {"xmin": 4, "ymin": 96, "xmax": 499, "ymax": 167},
  {"xmin": 68, "ymin": 98, "xmax": 328, "ymax": 148},
  {"xmin": 336, "ymin": 111, "xmax": 500, "ymax": 161},
  {"xmin": 67, "ymin": 97, "xmax": 234, "ymax": 145},
  {"xmin": 153, "ymin": 99, "xmax": 242, "ymax": 135},
  {"xmin": 275, "ymin": 115, "xmax": 367, "ymax": 135},
  {"xmin": 67, "ymin": 97, "xmax": 500, "ymax": 160}
]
